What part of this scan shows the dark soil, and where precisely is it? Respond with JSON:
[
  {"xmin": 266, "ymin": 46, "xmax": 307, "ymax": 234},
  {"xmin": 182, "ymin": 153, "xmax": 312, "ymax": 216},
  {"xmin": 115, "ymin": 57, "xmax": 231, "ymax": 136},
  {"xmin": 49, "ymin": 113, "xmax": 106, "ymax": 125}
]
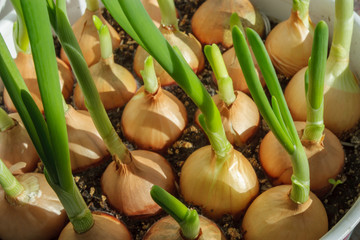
[{"xmin": 1, "ymin": 0, "xmax": 360, "ymax": 239}]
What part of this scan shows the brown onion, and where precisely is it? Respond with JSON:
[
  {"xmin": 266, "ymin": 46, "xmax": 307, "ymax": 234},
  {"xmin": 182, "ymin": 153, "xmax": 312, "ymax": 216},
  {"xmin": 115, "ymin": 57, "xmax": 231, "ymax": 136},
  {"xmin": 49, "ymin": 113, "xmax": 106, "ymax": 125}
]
[
  {"xmin": 191, "ymin": 0, "xmax": 265, "ymax": 48},
  {"xmin": 195, "ymin": 91, "xmax": 259, "ymax": 147},
  {"xmin": 60, "ymin": 8, "xmax": 120, "ymax": 67},
  {"xmin": 73, "ymin": 56, "xmax": 137, "ymax": 110},
  {"xmin": 242, "ymin": 185, "xmax": 328, "ymax": 240},
  {"xmin": 134, "ymin": 25, "xmax": 204, "ymax": 86},
  {"xmin": 121, "ymin": 86, "xmax": 187, "ymax": 152},
  {"xmin": 265, "ymin": 11, "xmax": 314, "ymax": 77},
  {"xmin": 141, "ymin": 0, "xmax": 162, "ymax": 28},
  {"xmin": 180, "ymin": 145, "xmax": 259, "ymax": 219},
  {"xmin": 59, "ymin": 212, "xmax": 132, "ymax": 240},
  {"xmin": 0, "ymin": 113, "xmax": 39, "ymax": 174},
  {"xmin": 285, "ymin": 67, "xmax": 360, "ymax": 136},
  {"xmin": 101, "ymin": 150, "xmax": 176, "ymax": 217},
  {"xmin": 3, "ymin": 52, "xmax": 74, "ymax": 113},
  {"xmin": 220, "ymin": 47, "xmax": 265, "ymax": 94},
  {"xmin": 0, "ymin": 173, "xmax": 67, "ymax": 240},
  {"xmin": 65, "ymin": 105, "xmax": 109, "ymax": 172},
  {"xmin": 143, "ymin": 215, "xmax": 226, "ymax": 240},
  {"xmin": 259, "ymin": 121, "xmax": 344, "ymax": 197}
]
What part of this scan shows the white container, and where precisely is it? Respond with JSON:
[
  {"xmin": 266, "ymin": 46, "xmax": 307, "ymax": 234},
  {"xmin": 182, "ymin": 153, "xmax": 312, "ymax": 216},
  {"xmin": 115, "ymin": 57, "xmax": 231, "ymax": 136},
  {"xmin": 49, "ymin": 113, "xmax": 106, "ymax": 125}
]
[{"xmin": 0, "ymin": 0, "xmax": 359, "ymax": 239}]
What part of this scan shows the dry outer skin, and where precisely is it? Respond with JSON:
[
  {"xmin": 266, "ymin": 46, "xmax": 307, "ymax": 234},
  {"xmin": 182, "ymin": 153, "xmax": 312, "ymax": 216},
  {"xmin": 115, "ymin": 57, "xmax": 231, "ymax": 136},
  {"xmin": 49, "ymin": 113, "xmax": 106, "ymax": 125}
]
[
  {"xmin": 143, "ymin": 215, "xmax": 226, "ymax": 239},
  {"xmin": 0, "ymin": 173, "xmax": 67, "ymax": 240},
  {"xmin": 59, "ymin": 212, "xmax": 132, "ymax": 240}
]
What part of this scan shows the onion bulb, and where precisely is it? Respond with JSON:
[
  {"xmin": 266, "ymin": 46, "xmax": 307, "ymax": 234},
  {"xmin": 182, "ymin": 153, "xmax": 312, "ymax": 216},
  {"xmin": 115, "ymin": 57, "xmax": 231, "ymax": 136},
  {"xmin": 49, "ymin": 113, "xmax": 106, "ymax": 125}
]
[
  {"xmin": 242, "ymin": 185, "xmax": 328, "ymax": 240},
  {"xmin": 259, "ymin": 122, "xmax": 344, "ymax": 197},
  {"xmin": 121, "ymin": 86, "xmax": 187, "ymax": 152},
  {"xmin": 265, "ymin": 11, "xmax": 314, "ymax": 77},
  {"xmin": 191, "ymin": 0, "xmax": 265, "ymax": 48},
  {"xmin": 285, "ymin": 66, "xmax": 360, "ymax": 136},
  {"xmin": 221, "ymin": 47, "xmax": 265, "ymax": 94},
  {"xmin": 143, "ymin": 215, "xmax": 226, "ymax": 240},
  {"xmin": 73, "ymin": 55, "xmax": 137, "ymax": 110},
  {"xmin": 59, "ymin": 212, "xmax": 132, "ymax": 240},
  {"xmin": 195, "ymin": 91, "xmax": 259, "ymax": 147},
  {"xmin": 134, "ymin": 25, "xmax": 204, "ymax": 86},
  {"xmin": 65, "ymin": 105, "xmax": 109, "ymax": 172},
  {"xmin": 101, "ymin": 150, "xmax": 176, "ymax": 217},
  {"xmin": 180, "ymin": 145, "xmax": 259, "ymax": 219},
  {"xmin": 0, "ymin": 173, "xmax": 67, "ymax": 240},
  {"xmin": 3, "ymin": 52, "xmax": 74, "ymax": 113},
  {"xmin": 0, "ymin": 113, "xmax": 39, "ymax": 174},
  {"xmin": 141, "ymin": 0, "xmax": 162, "ymax": 28},
  {"xmin": 60, "ymin": 8, "xmax": 120, "ymax": 67}
]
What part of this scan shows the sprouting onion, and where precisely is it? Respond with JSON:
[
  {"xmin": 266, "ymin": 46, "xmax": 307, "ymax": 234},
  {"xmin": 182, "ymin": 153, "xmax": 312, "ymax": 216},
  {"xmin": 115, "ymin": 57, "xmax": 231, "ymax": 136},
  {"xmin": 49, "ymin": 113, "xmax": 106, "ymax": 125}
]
[
  {"xmin": 191, "ymin": 0, "xmax": 265, "ymax": 48},
  {"xmin": 265, "ymin": 0, "xmax": 314, "ymax": 77},
  {"xmin": 0, "ymin": 158, "xmax": 67, "ymax": 240},
  {"xmin": 73, "ymin": 15, "xmax": 136, "ymax": 110},
  {"xmin": 59, "ymin": 0, "xmax": 120, "ymax": 67},
  {"xmin": 0, "ymin": 0, "xmax": 131, "ymax": 238},
  {"xmin": 261, "ymin": 20, "xmax": 344, "ymax": 196},
  {"xmin": 232, "ymin": 24, "xmax": 328, "ymax": 239},
  {"xmin": 3, "ymin": 0, "xmax": 74, "ymax": 113},
  {"xmin": 0, "ymin": 107, "xmax": 39, "ymax": 173},
  {"xmin": 195, "ymin": 43, "xmax": 260, "ymax": 146},
  {"xmin": 47, "ymin": 0, "xmax": 175, "ymax": 217},
  {"xmin": 121, "ymin": 56, "xmax": 187, "ymax": 151},
  {"xmin": 102, "ymin": 0, "xmax": 259, "ymax": 219},
  {"xmin": 143, "ymin": 185, "xmax": 226, "ymax": 239},
  {"xmin": 133, "ymin": 0, "xmax": 205, "ymax": 86},
  {"xmin": 285, "ymin": 0, "xmax": 360, "ymax": 136}
]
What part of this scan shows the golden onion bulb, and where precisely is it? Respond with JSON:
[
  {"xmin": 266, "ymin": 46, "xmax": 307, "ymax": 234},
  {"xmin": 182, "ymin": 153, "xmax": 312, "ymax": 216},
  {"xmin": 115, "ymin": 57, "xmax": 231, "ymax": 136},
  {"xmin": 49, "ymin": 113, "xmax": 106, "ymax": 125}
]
[
  {"xmin": 180, "ymin": 145, "xmax": 259, "ymax": 219},
  {"xmin": 191, "ymin": 0, "xmax": 265, "ymax": 48},
  {"xmin": 265, "ymin": 11, "xmax": 314, "ymax": 77},
  {"xmin": 121, "ymin": 86, "xmax": 187, "ymax": 152},
  {"xmin": 134, "ymin": 25, "xmax": 204, "ymax": 86},
  {"xmin": 74, "ymin": 56, "xmax": 137, "ymax": 110},
  {"xmin": 259, "ymin": 122, "xmax": 344, "ymax": 197},
  {"xmin": 242, "ymin": 185, "xmax": 328, "ymax": 240},
  {"xmin": 141, "ymin": 0, "xmax": 162, "ymax": 28},
  {"xmin": 143, "ymin": 215, "xmax": 226, "ymax": 240},
  {"xmin": 0, "ymin": 113, "xmax": 39, "ymax": 174},
  {"xmin": 0, "ymin": 173, "xmax": 67, "ymax": 240},
  {"xmin": 101, "ymin": 150, "xmax": 176, "ymax": 217},
  {"xmin": 60, "ymin": 9, "xmax": 120, "ymax": 67},
  {"xmin": 195, "ymin": 91, "xmax": 260, "ymax": 147},
  {"xmin": 3, "ymin": 52, "xmax": 74, "ymax": 113},
  {"xmin": 65, "ymin": 105, "xmax": 109, "ymax": 172},
  {"xmin": 59, "ymin": 212, "xmax": 132, "ymax": 240},
  {"xmin": 285, "ymin": 67, "xmax": 360, "ymax": 136}
]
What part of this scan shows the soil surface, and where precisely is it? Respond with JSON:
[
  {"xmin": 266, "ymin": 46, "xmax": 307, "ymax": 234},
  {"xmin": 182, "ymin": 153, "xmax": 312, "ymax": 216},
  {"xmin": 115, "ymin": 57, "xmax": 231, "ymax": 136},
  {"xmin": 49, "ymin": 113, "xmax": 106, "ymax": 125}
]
[{"xmin": 1, "ymin": 0, "xmax": 360, "ymax": 239}]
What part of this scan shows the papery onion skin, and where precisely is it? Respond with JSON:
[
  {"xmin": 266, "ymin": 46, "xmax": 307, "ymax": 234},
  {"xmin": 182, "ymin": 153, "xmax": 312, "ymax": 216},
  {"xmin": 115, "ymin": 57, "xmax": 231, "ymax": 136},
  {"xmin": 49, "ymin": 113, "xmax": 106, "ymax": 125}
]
[
  {"xmin": 265, "ymin": 11, "xmax": 314, "ymax": 77},
  {"xmin": 59, "ymin": 212, "xmax": 132, "ymax": 240},
  {"xmin": 259, "ymin": 121, "xmax": 344, "ymax": 197},
  {"xmin": 101, "ymin": 150, "xmax": 176, "ymax": 217},
  {"xmin": 0, "ymin": 113, "xmax": 39, "ymax": 173},
  {"xmin": 143, "ymin": 215, "xmax": 226, "ymax": 240},
  {"xmin": 121, "ymin": 86, "xmax": 187, "ymax": 152},
  {"xmin": 0, "ymin": 173, "xmax": 67, "ymax": 240},
  {"xmin": 60, "ymin": 9, "xmax": 120, "ymax": 67},
  {"xmin": 242, "ymin": 185, "xmax": 328, "ymax": 240},
  {"xmin": 191, "ymin": 0, "xmax": 265, "ymax": 48},
  {"xmin": 195, "ymin": 91, "xmax": 259, "ymax": 147},
  {"xmin": 134, "ymin": 25, "xmax": 204, "ymax": 86},
  {"xmin": 74, "ymin": 56, "xmax": 137, "ymax": 110},
  {"xmin": 65, "ymin": 105, "xmax": 109, "ymax": 172},
  {"xmin": 180, "ymin": 145, "xmax": 259, "ymax": 219},
  {"xmin": 141, "ymin": 0, "xmax": 162, "ymax": 28},
  {"xmin": 3, "ymin": 52, "xmax": 74, "ymax": 113},
  {"xmin": 285, "ymin": 67, "xmax": 360, "ymax": 136},
  {"xmin": 221, "ymin": 47, "xmax": 265, "ymax": 94}
]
